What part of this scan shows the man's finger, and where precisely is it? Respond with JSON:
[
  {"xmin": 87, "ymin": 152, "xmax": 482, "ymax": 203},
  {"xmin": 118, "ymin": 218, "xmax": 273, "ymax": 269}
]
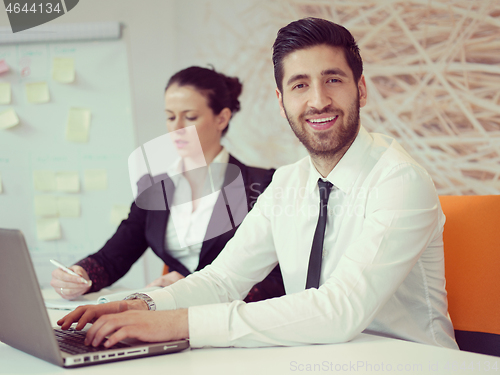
[
  {"xmin": 76, "ymin": 308, "xmax": 97, "ymax": 331},
  {"xmin": 118, "ymin": 301, "xmax": 130, "ymax": 312},
  {"xmin": 87, "ymin": 315, "xmax": 127, "ymax": 347},
  {"xmin": 84, "ymin": 314, "xmax": 108, "ymax": 346},
  {"xmin": 58, "ymin": 306, "xmax": 86, "ymax": 329},
  {"xmin": 104, "ymin": 326, "xmax": 135, "ymax": 348},
  {"xmin": 92, "ymin": 319, "xmax": 119, "ymax": 347}
]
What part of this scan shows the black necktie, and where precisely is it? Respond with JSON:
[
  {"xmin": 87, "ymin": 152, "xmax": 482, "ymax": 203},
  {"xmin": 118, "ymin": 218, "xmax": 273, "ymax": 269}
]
[{"xmin": 305, "ymin": 179, "xmax": 333, "ymax": 289}]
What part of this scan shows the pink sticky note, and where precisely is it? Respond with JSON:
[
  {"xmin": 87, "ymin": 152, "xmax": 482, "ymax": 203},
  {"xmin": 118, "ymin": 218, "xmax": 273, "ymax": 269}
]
[{"xmin": 0, "ymin": 60, "xmax": 9, "ymax": 74}]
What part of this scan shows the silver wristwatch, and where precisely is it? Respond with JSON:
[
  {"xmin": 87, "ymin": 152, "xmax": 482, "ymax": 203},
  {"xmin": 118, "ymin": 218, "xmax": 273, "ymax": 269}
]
[{"xmin": 123, "ymin": 292, "xmax": 156, "ymax": 311}]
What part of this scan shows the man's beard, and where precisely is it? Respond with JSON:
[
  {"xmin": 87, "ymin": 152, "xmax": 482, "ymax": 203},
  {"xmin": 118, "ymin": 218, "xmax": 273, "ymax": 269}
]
[{"xmin": 284, "ymin": 93, "xmax": 360, "ymax": 160}]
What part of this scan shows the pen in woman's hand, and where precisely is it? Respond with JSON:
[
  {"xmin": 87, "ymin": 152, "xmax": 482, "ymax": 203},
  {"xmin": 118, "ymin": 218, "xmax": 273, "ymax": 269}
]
[{"xmin": 49, "ymin": 259, "xmax": 90, "ymax": 284}]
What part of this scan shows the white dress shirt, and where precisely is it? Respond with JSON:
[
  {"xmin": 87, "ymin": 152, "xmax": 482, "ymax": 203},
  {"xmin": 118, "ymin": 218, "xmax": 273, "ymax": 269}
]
[
  {"xmin": 164, "ymin": 148, "xmax": 229, "ymax": 272},
  {"xmin": 147, "ymin": 126, "xmax": 458, "ymax": 350}
]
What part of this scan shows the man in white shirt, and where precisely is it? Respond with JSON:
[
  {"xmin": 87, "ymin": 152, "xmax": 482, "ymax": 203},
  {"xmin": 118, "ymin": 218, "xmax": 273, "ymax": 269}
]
[{"xmin": 59, "ymin": 17, "xmax": 458, "ymax": 350}]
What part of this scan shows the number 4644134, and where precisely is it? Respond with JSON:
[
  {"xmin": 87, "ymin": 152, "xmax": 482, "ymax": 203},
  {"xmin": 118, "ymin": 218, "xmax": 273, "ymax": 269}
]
[{"xmin": 5, "ymin": 3, "xmax": 62, "ymax": 14}]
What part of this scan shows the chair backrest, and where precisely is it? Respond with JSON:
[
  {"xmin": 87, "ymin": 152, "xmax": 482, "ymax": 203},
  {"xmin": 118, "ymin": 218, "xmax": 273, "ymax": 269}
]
[{"xmin": 439, "ymin": 195, "xmax": 500, "ymax": 357}]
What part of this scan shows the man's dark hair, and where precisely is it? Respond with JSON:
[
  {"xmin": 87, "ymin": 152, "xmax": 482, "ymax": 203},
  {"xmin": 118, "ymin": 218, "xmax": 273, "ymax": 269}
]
[{"xmin": 272, "ymin": 17, "xmax": 363, "ymax": 92}]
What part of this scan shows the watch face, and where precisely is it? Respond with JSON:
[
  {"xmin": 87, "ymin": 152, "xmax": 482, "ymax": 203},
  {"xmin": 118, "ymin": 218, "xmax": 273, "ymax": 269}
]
[{"xmin": 125, "ymin": 293, "xmax": 156, "ymax": 311}]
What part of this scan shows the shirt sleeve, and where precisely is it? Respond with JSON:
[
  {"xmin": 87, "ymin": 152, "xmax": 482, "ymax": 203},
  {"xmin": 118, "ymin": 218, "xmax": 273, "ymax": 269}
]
[
  {"xmin": 74, "ymin": 256, "xmax": 109, "ymax": 293},
  {"xmin": 75, "ymin": 201, "xmax": 150, "ymax": 292},
  {"xmin": 150, "ymin": 161, "xmax": 443, "ymax": 348}
]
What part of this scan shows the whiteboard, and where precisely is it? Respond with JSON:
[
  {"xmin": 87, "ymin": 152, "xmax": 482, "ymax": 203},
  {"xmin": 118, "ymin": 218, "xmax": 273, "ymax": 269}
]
[{"xmin": 0, "ymin": 39, "xmax": 140, "ymax": 288}]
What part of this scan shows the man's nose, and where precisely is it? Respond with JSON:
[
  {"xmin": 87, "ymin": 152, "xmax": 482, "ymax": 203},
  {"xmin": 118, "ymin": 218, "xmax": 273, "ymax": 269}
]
[{"xmin": 308, "ymin": 85, "xmax": 332, "ymax": 111}]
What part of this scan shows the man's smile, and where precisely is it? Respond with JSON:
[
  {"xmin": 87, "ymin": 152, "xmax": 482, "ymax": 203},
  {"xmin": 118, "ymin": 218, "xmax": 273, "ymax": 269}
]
[{"xmin": 305, "ymin": 115, "xmax": 338, "ymax": 130}]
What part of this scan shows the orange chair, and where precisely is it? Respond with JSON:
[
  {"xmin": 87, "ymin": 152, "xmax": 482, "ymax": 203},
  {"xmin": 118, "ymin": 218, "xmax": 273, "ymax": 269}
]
[
  {"xmin": 162, "ymin": 265, "xmax": 169, "ymax": 275},
  {"xmin": 439, "ymin": 195, "xmax": 500, "ymax": 357}
]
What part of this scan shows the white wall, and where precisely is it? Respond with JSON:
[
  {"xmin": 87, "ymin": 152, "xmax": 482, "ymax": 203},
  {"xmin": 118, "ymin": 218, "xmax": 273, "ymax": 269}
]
[
  {"xmin": 0, "ymin": 0, "xmax": 177, "ymax": 147},
  {"xmin": 0, "ymin": 0, "xmax": 179, "ymax": 286}
]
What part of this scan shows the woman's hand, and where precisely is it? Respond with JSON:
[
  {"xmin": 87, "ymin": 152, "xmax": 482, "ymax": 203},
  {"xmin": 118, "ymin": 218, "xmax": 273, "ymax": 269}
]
[
  {"xmin": 50, "ymin": 265, "xmax": 92, "ymax": 300},
  {"xmin": 146, "ymin": 271, "xmax": 185, "ymax": 287}
]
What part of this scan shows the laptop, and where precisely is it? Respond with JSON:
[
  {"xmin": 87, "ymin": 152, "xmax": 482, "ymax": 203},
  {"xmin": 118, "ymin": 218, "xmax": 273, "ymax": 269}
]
[{"xmin": 0, "ymin": 228, "xmax": 190, "ymax": 368}]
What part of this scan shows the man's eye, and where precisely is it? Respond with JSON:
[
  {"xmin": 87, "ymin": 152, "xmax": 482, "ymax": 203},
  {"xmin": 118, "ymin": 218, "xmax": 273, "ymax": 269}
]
[
  {"xmin": 293, "ymin": 83, "xmax": 306, "ymax": 90},
  {"xmin": 328, "ymin": 78, "xmax": 340, "ymax": 83}
]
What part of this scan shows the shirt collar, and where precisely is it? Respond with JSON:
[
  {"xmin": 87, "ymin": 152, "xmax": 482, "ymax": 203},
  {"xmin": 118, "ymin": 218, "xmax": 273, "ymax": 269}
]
[
  {"xmin": 211, "ymin": 147, "xmax": 229, "ymax": 165},
  {"xmin": 166, "ymin": 147, "xmax": 229, "ymax": 188},
  {"xmin": 306, "ymin": 126, "xmax": 372, "ymax": 194},
  {"xmin": 306, "ymin": 157, "xmax": 325, "ymax": 193},
  {"xmin": 208, "ymin": 148, "xmax": 229, "ymax": 191}
]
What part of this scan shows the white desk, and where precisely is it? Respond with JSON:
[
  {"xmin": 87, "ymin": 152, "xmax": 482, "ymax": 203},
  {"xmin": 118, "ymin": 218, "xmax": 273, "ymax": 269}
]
[{"xmin": 0, "ymin": 308, "xmax": 498, "ymax": 375}]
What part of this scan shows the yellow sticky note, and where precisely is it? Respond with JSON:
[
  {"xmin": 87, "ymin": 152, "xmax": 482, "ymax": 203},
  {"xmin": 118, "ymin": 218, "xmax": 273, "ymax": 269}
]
[
  {"xmin": 34, "ymin": 195, "xmax": 58, "ymax": 217},
  {"xmin": 110, "ymin": 205, "xmax": 130, "ymax": 225},
  {"xmin": 57, "ymin": 196, "xmax": 80, "ymax": 217},
  {"xmin": 0, "ymin": 82, "xmax": 11, "ymax": 104},
  {"xmin": 52, "ymin": 57, "xmax": 75, "ymax": 83},
  {"xmin": 0, "ymin": 108, "xmax": 19, "ymax": 130},
  {"xmin": 33, "ymin": 170, "xmax": 56, "ymax": 191},
  {"xmin": 84, "ymin": 169, "xmax": 107, "ymax": 191},
  {"xmin": 66, "ymin": 108, "xmax": 90, "ymax": 143},
  {"xmin": 56, "ymin": 171, "xmax": 80, "ymax": 193},
  {"xmin": 36, "ymin": 218, "xmax": 61, "ymax": 241},
  {"xmin": 26, "ymin": 82, "xmax": 50, "ymax": 104}
]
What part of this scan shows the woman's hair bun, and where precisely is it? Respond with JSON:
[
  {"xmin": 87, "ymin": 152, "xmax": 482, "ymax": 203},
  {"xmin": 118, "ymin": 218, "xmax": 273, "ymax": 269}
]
[
  {"xmin": 222, "ymin": 75, "xmax": 242, "ymax": 114},
  {"xmin": 166, "ymin": 66, "xmax": 244, "ymax": 135}
]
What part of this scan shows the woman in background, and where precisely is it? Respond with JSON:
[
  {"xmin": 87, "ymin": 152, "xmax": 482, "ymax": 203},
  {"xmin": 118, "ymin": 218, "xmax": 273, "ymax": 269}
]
[{"xmin": 50, "ymin": 66, "xmax": 284, "ymax": 302}]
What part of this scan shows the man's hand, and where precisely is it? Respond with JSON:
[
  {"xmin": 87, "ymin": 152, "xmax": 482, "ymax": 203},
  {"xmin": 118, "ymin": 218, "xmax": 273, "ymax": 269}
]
[
  {"xmin": 85, "ymin": 309, "xmax": 189, "ymax": 348},
  {"xmin": 57, "ymin": 301, "xmax": 189, "ymax": 348},
  {"xmin": 50, "ymin": 265, "xmax": 92, "ymax": 300},
  {"xmin": 146, "ymin": 271, "xmax": 185, "ymax": 287},
  {"xmin": 57, "ymin": 300, "xmax": 147, "ymax": 330}
]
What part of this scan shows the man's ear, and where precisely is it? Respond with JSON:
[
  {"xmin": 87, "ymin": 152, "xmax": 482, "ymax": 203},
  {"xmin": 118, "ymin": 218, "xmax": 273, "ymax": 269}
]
[
  {"xmin": 217, "ymin": 108, "xmax": 232, "ymax": 132},
  {"xmin": 358, "ymin": 75, "xmax": 367, "ymax": 108},
  {"xmin": 276, "ymin": 88, "xmax": 287, "ymax": 119}
]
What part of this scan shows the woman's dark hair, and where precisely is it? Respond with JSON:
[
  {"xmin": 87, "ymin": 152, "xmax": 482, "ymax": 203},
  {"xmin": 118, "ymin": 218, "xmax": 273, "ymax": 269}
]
[
  {"xmin": 272, "ymin": 17, "xmax": 363, "ymax": 92},
  {"xmin": 165, "ymin": 66, "xmax": 243, "ymax": 135}
]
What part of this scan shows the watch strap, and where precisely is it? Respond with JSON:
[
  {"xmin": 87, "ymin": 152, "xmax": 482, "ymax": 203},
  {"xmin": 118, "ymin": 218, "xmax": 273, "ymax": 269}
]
[{"xmin": 123, "ymin": 292, "xmax": 156, "ymax": 311}]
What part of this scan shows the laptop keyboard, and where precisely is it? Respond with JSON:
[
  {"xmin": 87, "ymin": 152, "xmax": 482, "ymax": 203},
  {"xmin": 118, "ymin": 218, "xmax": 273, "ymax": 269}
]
[{"xmin": 54, "ymin": 327, "xmax": 131, "ymax": 355}]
